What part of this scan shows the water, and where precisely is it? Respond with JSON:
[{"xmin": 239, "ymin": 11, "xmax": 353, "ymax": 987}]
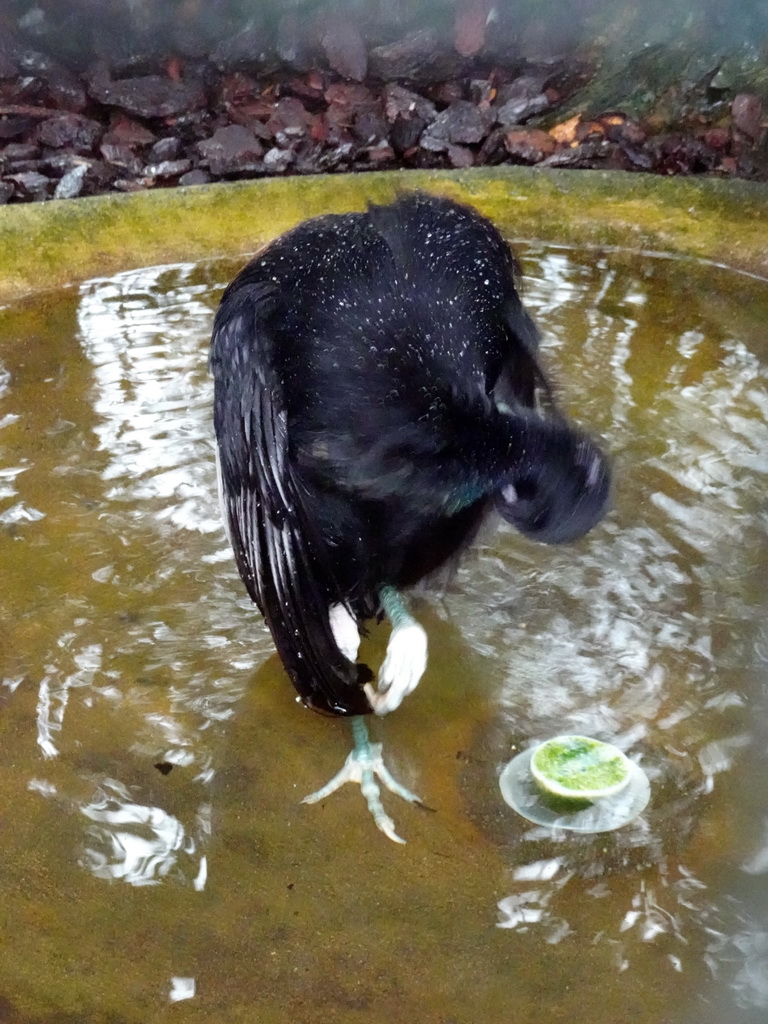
[{"xmin": 0, "ymin": 244, "xmax": 766, "ymax": 1023}]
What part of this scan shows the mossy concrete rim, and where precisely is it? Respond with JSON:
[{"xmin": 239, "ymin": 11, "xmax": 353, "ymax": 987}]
[{"xmin": 0, "ymin": 166, "xmax": 767, "ymax": 303}]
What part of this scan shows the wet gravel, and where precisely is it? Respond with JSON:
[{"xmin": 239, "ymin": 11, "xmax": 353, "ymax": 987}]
[{"xmin": 0, "ymin": 30, "xmax": 766, "ymax": 205}]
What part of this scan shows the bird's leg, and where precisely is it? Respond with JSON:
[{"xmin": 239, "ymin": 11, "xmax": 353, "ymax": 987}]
[
  {"xmin": 303, "ymin": 591, "xmax": 426, "ymax": 842},
  {"xmin": 364, "ymin": 585, "xmax": 428, "ymax": 715},
  {"xmin": 301, "ymin": 716, "xmax": 422, "ymax": 844}
]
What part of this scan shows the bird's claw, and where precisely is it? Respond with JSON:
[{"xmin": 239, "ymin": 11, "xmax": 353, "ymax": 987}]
[{"xmin": 302, "ymin": 740, "xmax": 422, "ymax": 844}]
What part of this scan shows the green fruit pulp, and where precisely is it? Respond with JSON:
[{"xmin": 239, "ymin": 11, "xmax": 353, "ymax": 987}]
[{"xmin": 532, "ymin": 737, "xmax": 629, "ymax": 792}]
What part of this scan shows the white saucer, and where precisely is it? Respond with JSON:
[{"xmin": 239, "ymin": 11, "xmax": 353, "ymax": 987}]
[{"xmin": 499, "ymin": 747, "xmax": 651, "ymax": 833}]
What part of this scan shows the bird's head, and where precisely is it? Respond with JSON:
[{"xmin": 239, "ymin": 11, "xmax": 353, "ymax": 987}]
[{"xmin": 494, "ymin": 429, "xmax": 611, "ymax": 545}]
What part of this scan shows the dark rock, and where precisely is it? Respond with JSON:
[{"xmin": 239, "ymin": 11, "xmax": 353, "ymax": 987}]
[
  {"xmin": 99, "ymin": 143, "xmax": 144, "ymax": 175},
  {"xmin": 39, "ymin": 152, "xmax": 78, "ymax": 175},
  {"xmin": 504, "ymin": 128, "xmax": 557, "ymax": 163},
  {"xmin": 596, "ymin": 114, "xmax": 646, "ymax": 147},
  {"xmin": 0, "ymin": 181, "xmax": 14, "ymax": 204},
  {"xmin": 0, "ymin": 114, "xmax": 36, "ymax": 140},
  {"xmin": 268, "ymin": 96, "xmax": 316, "ymax": 135},
  {"xmin": 325, "ymin": 84, "xmax": 380, "ymax": 144},
  {"xmin": 323, "ymin": 123, "xmax": 354, "ymax": 150},
  {"xmin": 316, "ymin": 140, "xmax": 354, "ymax": 171},
  {"xmin": 44, "ymin": 72, "xmax": 88, "ymax": 114},
  {"xmin": 226, "ymin": 101, "xmax": 276, "ymax": 133},
  {"xmin": 174, "ymin": 109, "xmax": 217, "ymax": 144},
  {"xmin": 420, "ymin": 99, "xmax": 492, "ymax": 151},
  {"xmin": 325, "ymin": 82, "xmax": 378, "ymax": 113},
  {"xmin": 447, "ymin": 143, "xmax": 475, "ymax": 168},
  {"xmin": 319, "ymin": 15, "xmax": 367, "ymax": 82},
  {"xmin": 101, "ymin": 116, "xmax": 156, "ymax": 148},
  {"xmin": 369, "ymin": 30, "xmax": 466, "ymax": 83},
  {"xmin": 652, "ymin": 135, "xmax": 715, "ymax": 175},
  {"xmin": 1, "ymin": 142, "xmax": 40, "ymax": 162},
  {"xmin": 365, "ymin": 140, "xmax": 395, "ymax": 164},
  {"xmin": 495, "ymin": 74, "xmax": 549, "ymax": 107},
  {"xmin": 387, "ymin": 83, "xmax": 436, "ymax": 120},
  {"xmin": 143, "ymin": 158, "xmax": 192, "ymax": 179},
  {"xmin": 6, "ymin": 170, "xmax": 51, "ymax": 199},
  {"xmin": 38, "ymin": 113, "xmax": 102, "ymax": 151},
  {"xmin": 80, "ymin": 160, "xmax": 119, "ymax": 195},
  {"xmin": 419, "ymin": 133, "xmax": 446, "ymax": 154},
  {"xmin": 179, "ymin": 168, "xmax": 211, "ymax": 186},
  {"xmin": 293, "ymin": 141, "xmax": 324, "ymax": 174},
  {"xmin": 619, "ymin": 144, "xmax": 655, "ymax": 170},
  {"xmin": 409, "ymin": 146, "xmax": 445, "ymax": 170},
  {"xmin": 575, "ymin": 119, "xmax": 609, "ymax": 144},
  {"xmin": 385, "ymin": 109, "xmax": 432, "ymax": 149},
  {"xmin": 14, "ymin": 46, "xmax": 87, "ymax": 111},
  {"xmin": 477, "ymin": 126, "xmax": 507, "ymax": 164},
  {"xmin": 216, "ymin": 74, "xmax": 276, "ymax": 132},
  {"xmin": 113, "ymin": 178, "xmax": 147, "ymax": 193},
  {"xmin": 496, "ymin": 93, "xmax": 550, "ymax": 125},
  {"xmin": 732, "ymin": 93, "xmax": 763, "ymax": 141},
  {"xmin": 384, "ymin": 84, "xmax": 437, "ymax": 153},
  {"xmin": 5, "ymin": 158, "xmax": 42, "ymax": 175},
  {"xmin": 53, "ymin": 163, "xmax": 88, "ymax": 199},
  {"xmin": 217, "ymin": 71, "xmax": 259, "ymax": 107},
  {"xmin": 352, "ymin": 111, "xmax": 388, "ymax": 146},
  {"xmin": 89, "ymin": 72, "xmax": 206, "ymax": 120},
  {"xmin": 263, "ymin": 147, "xmax": 294, "ymax": 173},
  {"xmin": 273, "ymin": 129, "xmax": 301, "ymax": 148},
  {"xmin": 147, "ymin": 136, "xmax": 182, "ymax": 162},
  {"xmin": 539, "ymin": 140, "xmax": 614, "ymax": 169},
  {"xmin": 197, "ymin": 124, "xmax": 264, "ymax": 175},
  {"xmin": 1, "ymin": 72, "xmax": 48, "ymax": 107},
  {"xmin": 429, "ymin": 80, "xmax": 466, "ymax": 106}
]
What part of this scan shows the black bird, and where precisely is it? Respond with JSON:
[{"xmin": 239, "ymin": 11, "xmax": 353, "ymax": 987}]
[{"xmin": 211, "ymin": 192, "xmax": 610, "ymax": 842}]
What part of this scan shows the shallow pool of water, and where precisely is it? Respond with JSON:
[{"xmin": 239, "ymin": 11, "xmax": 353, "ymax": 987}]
[{"xmin": 1, "ymin": 242, "xmax": 766, "ymax": 1023}]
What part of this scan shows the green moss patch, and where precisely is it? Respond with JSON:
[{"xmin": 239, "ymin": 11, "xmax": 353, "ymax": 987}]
[{"xmin": 0, "ymin": 167, "xmax": 766, "ymax": 304}]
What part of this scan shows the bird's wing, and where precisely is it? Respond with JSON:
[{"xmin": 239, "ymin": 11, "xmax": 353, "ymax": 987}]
[
  {"xmin": 496, "ymin": 288, "xmax": 561, "ymax": 417},
  {"xmin": 211, "ymin": 283, "xmax": 371, "ymax": 716}
]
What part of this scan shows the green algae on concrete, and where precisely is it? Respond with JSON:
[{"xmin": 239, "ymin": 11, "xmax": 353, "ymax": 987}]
[{"xmin": 0, "ymin": 167, "xmax": 767, "ymax": 303}]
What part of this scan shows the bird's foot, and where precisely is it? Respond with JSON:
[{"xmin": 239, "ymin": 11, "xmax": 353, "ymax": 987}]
[
  {"xmin": 301, "ymin": 717, "xmax": 422, "ymax": 844},
  {"xmin": 364, "ymin": 587, "xmax": 427, "ymax": 715}
]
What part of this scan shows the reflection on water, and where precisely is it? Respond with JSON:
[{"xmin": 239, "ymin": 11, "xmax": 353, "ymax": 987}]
[
  {"xmin": 80, "ymin": 777, "xmax": 209, "ymax": 889},
  {"xmin": 0, "ymin": 244, "xmax": 766, "ymax": 1022}
]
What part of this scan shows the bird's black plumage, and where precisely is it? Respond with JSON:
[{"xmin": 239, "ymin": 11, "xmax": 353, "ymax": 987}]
[{"xmin": 211, "ymin": 192, "xmax": 610, "ymax": 718}]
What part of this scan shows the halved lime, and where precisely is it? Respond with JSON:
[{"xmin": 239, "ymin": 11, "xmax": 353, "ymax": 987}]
[{"xmin": 529, "ymin": 735, "xmax": 632, "ymax": 800}]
